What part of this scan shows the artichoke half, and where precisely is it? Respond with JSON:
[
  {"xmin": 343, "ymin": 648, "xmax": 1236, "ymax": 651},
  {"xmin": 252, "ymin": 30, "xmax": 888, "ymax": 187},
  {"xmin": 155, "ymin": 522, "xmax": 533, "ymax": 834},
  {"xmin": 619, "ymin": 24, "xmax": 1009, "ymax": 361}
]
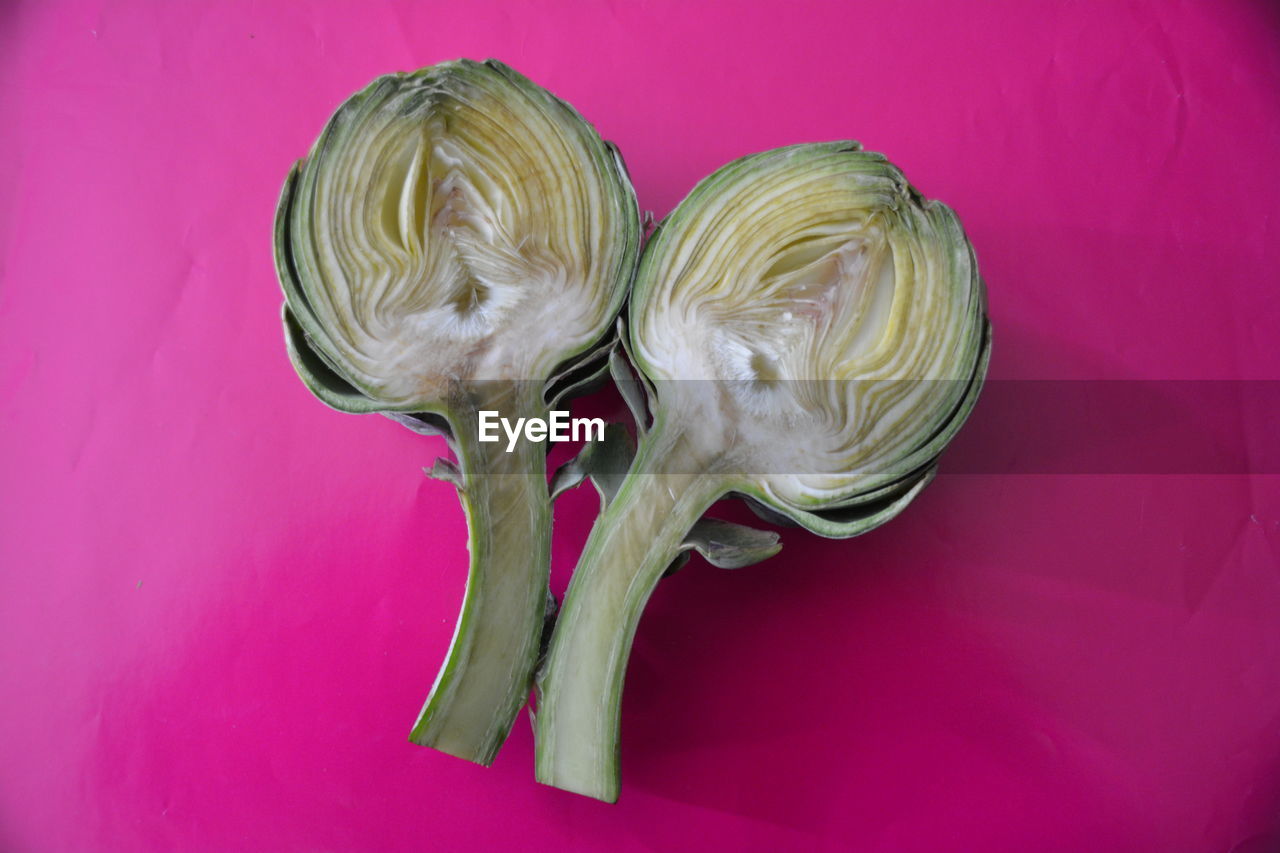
[
  {"xmin": 534, "ymin": 142, "xmax": 990, "ymax": 801},
  {"xmin": 274, "ymin": 59, "xmax": 641, "ymax": 764}
]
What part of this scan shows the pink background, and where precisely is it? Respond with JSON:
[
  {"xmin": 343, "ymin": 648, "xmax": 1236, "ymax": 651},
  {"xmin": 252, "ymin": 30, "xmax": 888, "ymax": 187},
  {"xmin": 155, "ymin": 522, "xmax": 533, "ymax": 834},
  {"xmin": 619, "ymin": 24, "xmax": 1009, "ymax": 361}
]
[{"xmin": 3, "ymin": 1, "xmax": 1279, "ymax": 850}]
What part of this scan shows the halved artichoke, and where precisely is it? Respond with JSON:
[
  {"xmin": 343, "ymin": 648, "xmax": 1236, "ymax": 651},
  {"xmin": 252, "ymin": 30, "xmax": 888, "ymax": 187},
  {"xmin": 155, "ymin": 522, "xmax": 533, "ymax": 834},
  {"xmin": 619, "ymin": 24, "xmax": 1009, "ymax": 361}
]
[
  {"xmin": 274, "ymin": 59, "xmax": 641, "ymax": 764},
  {"xmin": 534, "ymin": 142, "xmax": 990, "ymax": 800}
]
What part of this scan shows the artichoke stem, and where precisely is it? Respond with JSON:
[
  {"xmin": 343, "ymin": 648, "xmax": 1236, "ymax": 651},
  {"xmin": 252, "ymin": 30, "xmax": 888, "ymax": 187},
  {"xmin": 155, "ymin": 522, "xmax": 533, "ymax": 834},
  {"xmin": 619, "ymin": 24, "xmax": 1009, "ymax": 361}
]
[
  {"xmin": 409, "ymin": 382, "xmax": 551, "ymax": 765},
  {"xmin": 534, "ymin": 423, "xmax": 725, "ymax": 800}
]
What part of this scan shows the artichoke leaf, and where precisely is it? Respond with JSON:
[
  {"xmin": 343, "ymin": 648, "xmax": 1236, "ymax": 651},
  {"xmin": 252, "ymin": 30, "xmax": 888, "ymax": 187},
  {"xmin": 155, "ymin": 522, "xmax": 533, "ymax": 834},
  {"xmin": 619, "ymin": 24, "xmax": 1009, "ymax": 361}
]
[
  {"xmin": 283, "ymin": 305, "xmax": 409, "ymax": 415},
  {"xmin": 384, "ymin": 411, "xmax": 453, "ymax": 439},
  {"xmin": 544, "ymin": 331, "xmax": 617, "ymax": 412},
  {"xmin": 669, "ymin": 517, "xmax": 782, "ymax": 573},
  {"xmin": 762, "ymin": 467, "xmax": 937, "ymax": 539},
  {"xmin": 424, "ymin": 456, "xmax": 462, "ymax": 487},
  {"xmin": 549, "ymin": 422, "xmax": 634, "ymax": 504},
  {"xmin": 608, "ymin": 336, "xmax": 653, "ymax": 436},
  {"xmin": 612, "ymin": 318, "xmax": 657, "ymax": 432}
]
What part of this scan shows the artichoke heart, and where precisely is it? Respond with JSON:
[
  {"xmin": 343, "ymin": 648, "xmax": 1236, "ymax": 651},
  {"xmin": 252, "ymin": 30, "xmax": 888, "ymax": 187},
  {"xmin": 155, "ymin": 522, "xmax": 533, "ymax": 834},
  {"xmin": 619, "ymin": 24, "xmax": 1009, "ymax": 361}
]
[
  {"xmin": 281, "ymin": 59, "xmax": 638, "ymax": 407},
  {"xmin": 632, "ymin": 142, "xmax": 988, "ymax": 517}
]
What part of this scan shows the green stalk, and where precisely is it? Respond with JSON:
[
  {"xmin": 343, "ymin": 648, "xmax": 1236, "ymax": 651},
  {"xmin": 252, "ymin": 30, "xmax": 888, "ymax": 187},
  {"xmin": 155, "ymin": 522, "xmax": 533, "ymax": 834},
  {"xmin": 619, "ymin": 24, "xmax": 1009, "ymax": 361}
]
[
  {"xmin": 410, "ymin": 383, "xmax": 552, "ymax": 765},
  {"xmin": 534, "ymin": 418, "xmax": 727, "ymax": 800}
]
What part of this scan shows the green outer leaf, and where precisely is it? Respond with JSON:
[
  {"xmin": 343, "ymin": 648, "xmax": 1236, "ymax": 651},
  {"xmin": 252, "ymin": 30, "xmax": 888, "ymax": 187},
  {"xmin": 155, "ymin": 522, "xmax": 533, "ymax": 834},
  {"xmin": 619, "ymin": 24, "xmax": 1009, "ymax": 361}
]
[
  {"xmin": 609, "ymin": 329, "xmax": 654, "ymax": 435},
  {"xmin": 752, "ymin": 466, "xmax": 935, "ymax": 539},
  {"xmin": 424, "ymin": 456, "xmax": 461, "ymax": 486},
  {"xmin": 283, "ymin": 306, "xmax": 418, "ymax": 415},
  {"xmin": 384, "ymin": 411, "xmax": 452, "ymax": 440},
  {"xmin": 678, "ymin": 518, "xmax": 781, "ymax": 569},
  {"xmin": 549, "ymin": 423, "xmax": 633, "ymax": 504},
  {"xmin": 544, "ymin": 329, "xmax": 617, "ymax": 412}
]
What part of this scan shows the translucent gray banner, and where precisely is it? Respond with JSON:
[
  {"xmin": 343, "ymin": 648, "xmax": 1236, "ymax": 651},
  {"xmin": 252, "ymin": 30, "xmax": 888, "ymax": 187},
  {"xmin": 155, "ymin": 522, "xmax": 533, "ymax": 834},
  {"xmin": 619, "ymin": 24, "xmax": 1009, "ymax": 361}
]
[{"xmin": 399, "ymin": 379, "xmax": 1280, "ymax": 475}]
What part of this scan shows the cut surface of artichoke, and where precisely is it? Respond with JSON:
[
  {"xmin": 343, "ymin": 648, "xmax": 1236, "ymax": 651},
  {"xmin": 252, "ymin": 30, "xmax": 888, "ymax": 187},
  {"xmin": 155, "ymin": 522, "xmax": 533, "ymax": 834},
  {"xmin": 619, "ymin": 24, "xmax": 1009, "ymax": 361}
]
[
  {"xmin": 287, "ymin": 60, "xmax": 635, "ymax": 402},
  {"xmin": 275, "ymin": 59, "xmax": 640, "ymax": 765},
  {"xmin": 535, "ymin": 142, "xmax": 989, "ymax": 801}
]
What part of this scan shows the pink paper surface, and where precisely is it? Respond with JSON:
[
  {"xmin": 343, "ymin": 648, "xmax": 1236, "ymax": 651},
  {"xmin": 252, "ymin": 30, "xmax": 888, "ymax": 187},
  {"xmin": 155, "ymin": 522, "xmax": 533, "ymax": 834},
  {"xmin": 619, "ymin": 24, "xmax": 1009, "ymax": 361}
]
[{"xmin": 2, "ymin": 1, "xmax": 1279, "ymax": 851}]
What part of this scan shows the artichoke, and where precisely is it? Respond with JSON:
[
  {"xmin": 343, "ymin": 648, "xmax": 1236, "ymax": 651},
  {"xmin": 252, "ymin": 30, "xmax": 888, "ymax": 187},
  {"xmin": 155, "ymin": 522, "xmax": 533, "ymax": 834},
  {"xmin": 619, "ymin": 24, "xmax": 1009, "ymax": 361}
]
[
  {"xmin": 273, "ymin": 59, "xmax": 641, "ymax": 764},
  {"xmin": 534, "ymin": 142, "xmax": 990, "ymax": 800}
]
